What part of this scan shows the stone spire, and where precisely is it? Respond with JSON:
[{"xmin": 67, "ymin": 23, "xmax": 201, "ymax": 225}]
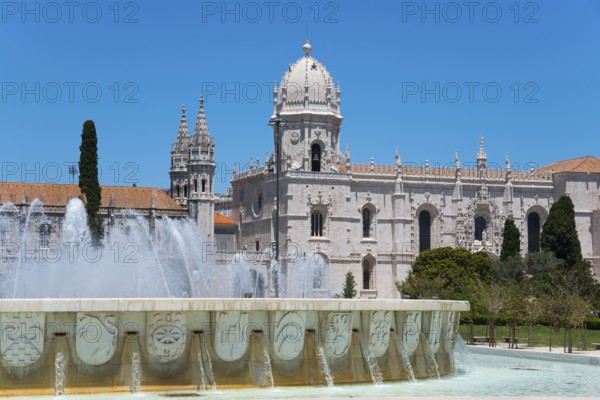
[
  {"xmin": 476, "ymin": 136, "xmax": 487, "ymax": 177},
  {"xmin": 504, "ymin": 152, "xmax": 514, "ymax": 205},
  {"xmin": 505, "ymin": 152, "xmax": 513, "ymax": 180},
  {"xmin": 453, "ymin": 150, "xmax": 463, "ymax": 200},
  {"xmin": 193, "ymin": 97, "xmax": 211, "ymax": 146},
  {"xmin": 395, "ymin": 147, "xmax": 401, "ymax": 168},
  {"xmin": 172, "ymin": 105, "xmax": 190, "ymax": 154}
]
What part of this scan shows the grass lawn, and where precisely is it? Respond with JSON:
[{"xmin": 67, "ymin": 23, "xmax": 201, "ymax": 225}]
[{"xmin": 458, "ymin": 323, "xmax": 600, "ymax": 350}]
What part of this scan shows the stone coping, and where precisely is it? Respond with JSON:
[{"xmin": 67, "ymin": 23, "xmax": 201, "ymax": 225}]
[{"xmin": 0, "ymin": 298, "xmax": 470, "ymax": 313}]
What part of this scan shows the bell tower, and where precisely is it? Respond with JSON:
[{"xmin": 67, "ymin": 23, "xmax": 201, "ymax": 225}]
[
  {"xmin": 170, "ymin": 98, "xmax": 216, "ymax": 239},
  {"xmin": 272, "ymin": 40, "xmax": 343, "ymax": 172}
]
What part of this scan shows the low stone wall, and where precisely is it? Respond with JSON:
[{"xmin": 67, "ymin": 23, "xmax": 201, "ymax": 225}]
[{"xmin": 0, "ymin": 298, "xmax": 469, "ymax": 396}]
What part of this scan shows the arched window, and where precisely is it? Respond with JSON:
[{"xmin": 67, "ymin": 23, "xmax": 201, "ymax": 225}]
[
  {"xmin": 201, "ymin": 179, "xmax": 206, "ymax": 193},
  {"xmin": 362, "ymin": 257, "xmax": 375, "ymax": 290},
  {"xmin": 175, "ymin": 184, "xmax": 180, "ymax": 198},
  {"xmin": 183, "ymin": 184, "xmax": 188, "ymax": 198},
  {"xmin": 528, "ymin": 212, "xmax": 541, "ymax": 253},
  {"xmin": 362, "ymin": 208, "xmax": 371, "ymax": 238},
  {"xmin": 419, "ymin": 210, "xmax": 431, "ymax": 252},
  {"xmin": 193, "ymin": 179, "xmax": 198, "ymax": 193},
  {"xmin": 0, "ymin": 227, "xmax": 6, "ymax": 246},
  {"xmin": 311, "ymin": 143, "xmax": 321, "ymax": 172},
  {"xmin": 39, "ymin": 224, "xmax": 51, "ymax": 248},
  {"xmin": 474, "ymin": 216, "xmax": 486, "ymax": 241},
  {"xmin": 311, "ymin": 210, "xmax": 323, "ymax": 237}
]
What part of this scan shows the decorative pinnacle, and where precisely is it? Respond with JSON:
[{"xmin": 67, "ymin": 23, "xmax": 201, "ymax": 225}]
[
  {"xmin": 477, "ymin": 135, "xmax": 487, "ymax": 159},
  {"xmin": 506, "ymin": 152, "xmax": 511, "ymax": 171},
  {"xmin": 455, "ymin": 150, "xmax": 460, "ymax": 168},
  {"xmin": 199, "ymin": 96, "xmax": 204, "ymax": 108},
  {"xmin": 303, "ymin": 38, "xmax": 312, "ymax": 56},
  {"xmin": 395, "ymin": 147, "xmax": 401, "ymax": 166}
]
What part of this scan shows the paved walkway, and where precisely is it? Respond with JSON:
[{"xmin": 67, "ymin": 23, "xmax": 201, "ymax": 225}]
[
  {"xmin": 294, "ymin": 398, "xmax": 600, "ymax": 400},
  {"xmin": 467, "ymin": 340, "xmax": 600, "ymax": 358}
]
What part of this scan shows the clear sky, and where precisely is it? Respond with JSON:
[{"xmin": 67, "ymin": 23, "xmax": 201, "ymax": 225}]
[{"xmin": 1, "ymin": 0, "xmax": 599, "ymax": 192}]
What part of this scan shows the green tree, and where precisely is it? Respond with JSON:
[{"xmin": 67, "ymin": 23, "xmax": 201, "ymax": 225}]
[
  {"xmin": 78, "ymin": 120, "xmax": 103, "ymax": 243},
  {"xmin": 541, "ymin": 195, "xmax": 581, "ymax": 267},
  {"xmin": 341, "ymin": 271, "xmax": 357, "ymax": 299},
  {"xmin": 500, "ymin": 218, "xmax": 521, "ymax": 261},
  {"xmin": 398, "ymin": 247, "xmax": 493, "ymax": 301}
]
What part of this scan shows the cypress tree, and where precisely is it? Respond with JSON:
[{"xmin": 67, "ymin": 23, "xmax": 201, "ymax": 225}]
[
  {"xmin": 78, "ymin": 120, "xmax": 103, "ymax": 243},
  {"xmin": 541, "ymin": 195, "xmax": 581, "ymax": 267},
  {"xmin": 500, "ymin": 218, "xmax": 521, "ymax": 261},
  {"xmin": 342, "ymin": 271, "xmax": 357, "ymax": 298}
]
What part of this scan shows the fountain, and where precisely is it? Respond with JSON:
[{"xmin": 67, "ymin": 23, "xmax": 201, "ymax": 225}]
[{"xmin": 0, "ymin": 198, "xmax": 469, "ymax": 396}]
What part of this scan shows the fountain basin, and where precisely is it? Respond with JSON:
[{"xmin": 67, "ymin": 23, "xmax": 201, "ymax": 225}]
[{"xmin": 0, "ymin": 298, "xmax": 468, "ymax": 396}]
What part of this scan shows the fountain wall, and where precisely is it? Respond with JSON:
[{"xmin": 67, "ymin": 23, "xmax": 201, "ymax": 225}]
[{"xmin": 0, "ymin": 298, "xmax": 468, "ymax": 396}]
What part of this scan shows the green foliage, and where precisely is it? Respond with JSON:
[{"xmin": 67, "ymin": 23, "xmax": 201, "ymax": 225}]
[
  {"xmin": 78, "ymin": 120, "xmax": 103, "ymax": 243},
  {"xmin": 584, "ymin": 317, "xmax": 600, "ymax": 330},
  {"xmin": 534, "ymin": 292, "xmax": 590, "ymax": 329},
  {"xmin": 500, "ymin": 218, "xmax": 521, "ymax": 261},
  {"xmin": 341, "ymin": 271, "xmax": 357, "ymax": 299},
  {"xmin": 492, "ymin": 256, "xmax": 526, "ymax": 284},
  {"xmin": 397, "ymin": 247, "xmax": 493, "ymax": 303},
  {"xmin": 541, "ymin": 195, "xmax": 582, "ymax": 267}
]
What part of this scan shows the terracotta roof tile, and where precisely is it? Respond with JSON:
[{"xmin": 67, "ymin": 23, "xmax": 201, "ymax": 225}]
[
  {"xmin": 538, "ymin": 156, "xmax": 600, "ymax": 174},
  {"xmin": 0, "ymin": 182, "xmax": 183, "ymax": 210},
  {"xmin": 214, "ymin": 212, "xmax": 235, "ymax": 225}
]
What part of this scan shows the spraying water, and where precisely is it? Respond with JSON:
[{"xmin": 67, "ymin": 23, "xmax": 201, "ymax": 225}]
[
  {"xmin": 421, "ymin": 333, "xmax": 441, "ymax": 380},
  {"xmin": 453, "ymin": 333, "xmax": 472, "ymax": 374},
  {"xmin": 1, "ymin": 198, "xmax": 329, "ymax": 299},
  {"xmin": 399, "ymin": 343, "xmax": 416, "ymax": 383},
  {"xmin": 197, "ymin": 351, "xmax": 207, "ymax": 390},
  {"xmin": 316, "ymin": 346, "xmax": 334, "ymax": 388},
  {"xmin": 360, "ymin": 340, "xmax": 383, "ymax": 386},
  {"xmin": 131, "ymin": 352, "xmax": 142, "ymax": 393},
  {"xmin": 204, "ymin": 345, "xmax": 216, "ymax": 390},
  {"xmin": 54, "ymin": 352, "xmax": 65, "ymax": 396},
  {"xmin": 262, "ymin": 341, "xmax": 275, "ymax": 388}
]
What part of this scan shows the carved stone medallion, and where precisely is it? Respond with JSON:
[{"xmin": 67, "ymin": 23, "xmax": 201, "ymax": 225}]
[
  {"xmin": 425, "ymin": 311, "xmax": 442, "ymax": 354},
  {"xmin": 273, "ymin": 312, "xmax": 305, "ymax": 361},
  {"xmin": 214, "ymin": 311, "xmax": 249, "ymax": 362},
  {"xmin": 147, "ymin": 312, "xmax": 186, "ymax": 363},
  {"xmin": 76, "ymin": 313, "xmax": 118, "ymax": 365},
  {"xmin": 399, "ymin": 311, "xmax": 421, "ymax": 356},
  {"xmin": 369, "ymin": 311, "xmax": 392, "ymax": 357},
  {"xmin": 1, "ymin": 312, "xmax": 45, "ymax": 367},
  {"xmin": 324, "ymin": 313, "xmax": 352, "ymax": 358},
  {"xmin": 442, "ymin": 311, "xmax": 457, "ymax": 353}
]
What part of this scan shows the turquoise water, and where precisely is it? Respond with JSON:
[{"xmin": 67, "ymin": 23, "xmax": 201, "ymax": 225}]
[{"xmin": 21, "ymin": 351, "xmax": 600, "ymax": 399}]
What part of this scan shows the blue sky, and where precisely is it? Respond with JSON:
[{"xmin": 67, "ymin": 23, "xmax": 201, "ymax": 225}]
[{"xmin": 1, "ymin": 0, "xmax": 599, "ymax": 192}]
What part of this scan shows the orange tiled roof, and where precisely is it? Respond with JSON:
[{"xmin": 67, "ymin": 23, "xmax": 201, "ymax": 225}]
[
  {"xmin": 214, "ymin": 212, "xmax": 235, "ymax": 225},
  {"xmin": 538, "ymin": 156, "xmax": 600, "ymax": 174},
  {"xmin": 0, "ymin": 182, "xmax": 183, "ymax": 210}
]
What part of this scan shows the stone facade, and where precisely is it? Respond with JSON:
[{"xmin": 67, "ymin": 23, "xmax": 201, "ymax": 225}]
[{"xmin": 230, "ymin": 41, "xmax": 600, "ymax": 298}]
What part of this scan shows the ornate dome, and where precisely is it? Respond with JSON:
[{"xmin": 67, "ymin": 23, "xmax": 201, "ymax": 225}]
[{"xmin": 273, "ymin": 40, "xmax": 341, "ymax": 117}]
